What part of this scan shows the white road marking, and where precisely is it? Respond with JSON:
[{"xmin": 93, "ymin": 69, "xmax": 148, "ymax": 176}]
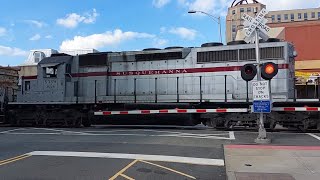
[
  {"xmin": 7, "ymin": 133, "xmax": 60, "ymax": 135},
  {"xmin": 156, "ymin": 134, "xmax": 233, "ymax": 140},
  {"xmin": 141, "ymin": 129, "xmax": 230, "ymax": 136},
  {"xmin": 0, "ymin": 128, "xmax": 26, "ymax": 134},
  {"xmin": 306, "ymin": 133, "xmax": 320, "ymax": 141},
  {"xmin": 229, "ymin": 131, "xmax": 235, "ymax": 140},
  {"xmin": 27, "ymin": 151, "xmax": 225, "ymax": 166},
  {"xmin": 5, "ymin": 132, "xmax": 233, "ymax": 139},
  {"xmin": 83, "ymin": 129, "xmax": 229, "ymax": 136},
  {"xmin": 2, "ymin": 128, "xmax": 234, "ymax": 140},
  {"xmin": 31, "ymin": 128, "xmax": 92, "ymax": 135}
]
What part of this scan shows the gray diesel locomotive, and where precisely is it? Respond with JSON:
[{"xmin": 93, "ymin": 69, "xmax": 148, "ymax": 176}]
[{"xmin": 5, "ymin": 41, "xmax": 318, "ymax": 130}]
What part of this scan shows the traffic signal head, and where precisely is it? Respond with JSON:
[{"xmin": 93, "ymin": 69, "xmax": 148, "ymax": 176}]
[
  {"xmin": 241, "ymin": 64, "xmax": 257, "ymax": 81},
  {"xmin": 261, "ymin": 62, "xmax": 278, "ymax": 80}
]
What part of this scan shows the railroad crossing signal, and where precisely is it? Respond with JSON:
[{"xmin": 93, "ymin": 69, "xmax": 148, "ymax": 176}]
[
  {"xmin": 242, "ymin": 8, "xmax": 271, "ymax": 43},
  {"xmin": 240, "ymin": 63, "xmax": 278, "ymax": 81}
]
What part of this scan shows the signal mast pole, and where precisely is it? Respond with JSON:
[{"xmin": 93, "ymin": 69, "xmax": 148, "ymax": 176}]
[{"xmin": 254, "ymin": 28, "xmax": 271, "ymax": 144}]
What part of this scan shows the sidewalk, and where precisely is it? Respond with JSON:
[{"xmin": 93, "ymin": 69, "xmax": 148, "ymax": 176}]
[{"xmin": 224, "ymin": 145, "xmax": 320, "ymax": 180}]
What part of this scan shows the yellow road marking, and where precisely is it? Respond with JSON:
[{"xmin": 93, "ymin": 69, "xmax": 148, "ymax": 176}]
[
  {"xmin": 0, "ymin": 154, "xmax": 30, "ymax": 164},
  {"xmin": 0, "ymin": 154, "xmax": 31, "ymax": 166},
  {"xmin": 120, "ymin": 174, "xmax": 135, "ymax": 180},
  {"xmin": 109, "ymin": 159, "xmax": 138, "ymax": 180},
  {"xmin": 139, "ymin": 160, "xmax": 196, "ymax": 179}
]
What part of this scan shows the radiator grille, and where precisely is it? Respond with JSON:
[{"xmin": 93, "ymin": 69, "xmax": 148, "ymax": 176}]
[
  {"xmin": 197, "ymin": 50, "xmax": 238, "ymax": 63},
  {"xmin": 198, "ymin": 46, "xmax": 285, "ymax": 63}
]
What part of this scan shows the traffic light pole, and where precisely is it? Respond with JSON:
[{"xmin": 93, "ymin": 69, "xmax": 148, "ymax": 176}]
[{"xmin": 254, "ymin": 28, "xmax": 271, "ymax": 144}]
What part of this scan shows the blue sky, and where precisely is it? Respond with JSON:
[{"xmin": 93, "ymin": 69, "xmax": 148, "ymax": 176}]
[{"xmin": 0, "ymin": 0, "xmax": 319, "ymax": 66}]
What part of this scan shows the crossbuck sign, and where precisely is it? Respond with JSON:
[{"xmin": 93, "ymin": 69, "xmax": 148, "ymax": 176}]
[{"xmin": 242, "ymin": 8, "xmax": 271, "ymax": 43}]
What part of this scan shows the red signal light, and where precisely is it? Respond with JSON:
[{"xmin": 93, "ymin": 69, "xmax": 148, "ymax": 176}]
[
  {"xmin": 265, "ymin": 64, "xmax": 275, "ymax": 74},
  {"xmin": 261, "ymin": 62, "xmax": 278, "ymax": 80},
  {"xmin": 245, "ymin": 66, "xmax": 254, "ymax": 75}
]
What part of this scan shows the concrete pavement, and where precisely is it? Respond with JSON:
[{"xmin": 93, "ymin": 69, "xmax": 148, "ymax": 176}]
[{"xmin": 225, "ymin": 145, "xmax": 320, "ymax": 180}]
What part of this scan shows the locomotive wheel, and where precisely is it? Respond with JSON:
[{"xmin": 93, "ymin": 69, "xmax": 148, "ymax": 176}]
[
  {"xmin": 82, "ymin": 118, "xmax": 92, "ymax": 127},
  {"xmin": 73, "ymin": 118, "xmax": 82, "ymax": 128},
  {"xmin": 9, "ymin": 113, "xmax": 17, "ymax": 126}
]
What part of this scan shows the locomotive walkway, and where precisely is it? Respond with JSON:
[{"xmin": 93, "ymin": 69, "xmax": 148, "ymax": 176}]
[{"xmin": 0, "ymin": 126, "xmax": 320, "ymax": 179}]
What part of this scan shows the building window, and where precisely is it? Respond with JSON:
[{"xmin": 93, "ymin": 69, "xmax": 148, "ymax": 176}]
[
  {"xmin": 291, "ymin": 14, "xmax": 295, "ymax": 21},
  {"xmin": 232, "ymin": 10, "xmax": 235, "ymax": 15},
  {"xmin": 284, "ymin": 14, "xmax": 288, "ymax": 20},
  {"xmin": 304, "ymin": 13, "xmax": 308, "ymax": 20},
  {"xmin": 271, "ymin": 15, "xmax": 275, "ymax": 22},
  {"xmin": 318, "ymin": 12, "xmax": 320, "ymax": 19},
  {"xmin": 25, "ymin": 81, "xmax": 30, "ymax": 91},
  {"xmin": 34, "ymin": 52, "xmax": 45, "ymax": 63},
  {"xmin": 312, "ymin": 12, "xmax": 316, "ymax": 18},
  {"xmin": 298, "ymin": 13, "xmax": 302, "ymax": 19},
  {"xmin": 277, "ymin": 14, "xmax": 281, "ymax": 22},
  {"xmin": 247, "ymin": 7, "xmax": 251, "ymax": 12},
  {"xmin": 232, "ymin": 25, "xmax": 236, "ymax": 32},
  {"xmin": 240, "ymin": 8, "xmax": 244, "ymax": 13}
]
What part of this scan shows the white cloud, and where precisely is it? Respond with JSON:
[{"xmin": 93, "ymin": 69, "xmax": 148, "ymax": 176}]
[
  {"xmin": 153, "ymin": 38, "xmax": 169, "ymax": 47},
  {"xmin": 45, "ymin": 35, "xmax": 53, "ymax": 39},
  {"xmin": 83, "ymin": 9, "xmax": 99, "ymax": 23},
  {"xmin": 160, "ymin": 27, "xmax": 167, "ymax": 33},
  {"xmin": 169, "ymin": 27, "xmax": 197, "ymax": 40},
  {"xmin": 60, "ymin": 29, "xmax": 155, "ymax": 50},
  {"xmin": 0, "ymin": 27, "xmax": 6, "ymax": 37},
  {"xmin": 259, "ymin": 0, "xmax": 320, "ymax": 11},
  {"xmin": 24, "ymin": 20, "xmax": 46, "ymax": 28},
  {"xmin": 29, "ymin": 34, "xmax": 41, "ymax": 41},
  {"xmin": 153, "ymin": 0, "xmax": 171, "ymax": 8},
  {"xmin": 56, "ymin": 9, "xmax": 99, "ymax": 28},
  {"xmin": 0, "ymin": 45, "xmax": 28, "ymax": 56}
]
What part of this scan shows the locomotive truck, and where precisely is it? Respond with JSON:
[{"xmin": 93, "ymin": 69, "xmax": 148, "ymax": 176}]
[{"xmin": 2, "ymin": 40, "xmax": 320, "ymax": 130}]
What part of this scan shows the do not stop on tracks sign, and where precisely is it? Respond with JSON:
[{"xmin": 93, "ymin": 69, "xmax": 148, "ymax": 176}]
[{"xmin": 252, "ymin": 81, "xmax": 271, "ymax": 113}]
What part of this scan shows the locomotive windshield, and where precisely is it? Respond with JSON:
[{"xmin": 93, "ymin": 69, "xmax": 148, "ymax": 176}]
[{"xmin": 44, "ymin": 66, "xmax": 58, "ymax": 78}]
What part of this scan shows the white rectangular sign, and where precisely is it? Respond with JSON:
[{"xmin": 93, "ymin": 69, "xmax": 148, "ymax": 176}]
[{"xmin": 252, "ymin": 81, "xmax": 270, "ymax": 100}]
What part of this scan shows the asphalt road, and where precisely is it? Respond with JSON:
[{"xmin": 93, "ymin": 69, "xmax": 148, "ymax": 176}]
[{"xmin": 1, "ymin": 126, "xmax": 320, "ymax": 180}]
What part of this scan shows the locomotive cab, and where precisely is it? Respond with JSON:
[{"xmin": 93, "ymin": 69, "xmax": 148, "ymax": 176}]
[{"xmin": 18, "ymin": 55, "xmax": 73, "ymax": 103}]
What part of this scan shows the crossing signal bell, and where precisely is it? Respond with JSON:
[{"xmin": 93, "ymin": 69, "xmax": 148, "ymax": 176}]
[
  {"xmin": 261, "ymin": 62, "xmax": 278, "ymax": 80},
  {"xmin": 241, "ymin": 64, "xmax": 257, "ymax": 81},
  {"xmin": 240, "ymin": 62, "xmax": 278, "ymax": 81}
]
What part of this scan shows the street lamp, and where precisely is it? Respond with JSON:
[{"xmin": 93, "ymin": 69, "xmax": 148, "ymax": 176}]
[{"xmin": 188, "ymin": 10, "xmax": 222, "ymax": 43}]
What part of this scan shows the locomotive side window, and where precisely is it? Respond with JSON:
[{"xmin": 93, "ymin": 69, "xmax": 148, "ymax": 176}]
[
  {"xmin": 25, "ymin": 81, "xmax": 30, "ymax": 91},
  {"xmin": 44, "ymin": 66, "xmax": 57, "ymax": 78}
]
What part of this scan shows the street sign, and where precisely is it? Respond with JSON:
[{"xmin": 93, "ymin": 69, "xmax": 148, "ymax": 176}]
[
  {"xmin": 252, "ymin": 81, "xmax": 270, "ymax": 100},
  {"xmin": 242, "ymin": 8, "xmax": 271, "ymax": 43},
  {"xmin": 252, "ymin": 81, "xmax": 271, "ymax": 113},
  {"xmin": 253, "ymin": 100, "xmax": 271, "ymax": 113}
]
